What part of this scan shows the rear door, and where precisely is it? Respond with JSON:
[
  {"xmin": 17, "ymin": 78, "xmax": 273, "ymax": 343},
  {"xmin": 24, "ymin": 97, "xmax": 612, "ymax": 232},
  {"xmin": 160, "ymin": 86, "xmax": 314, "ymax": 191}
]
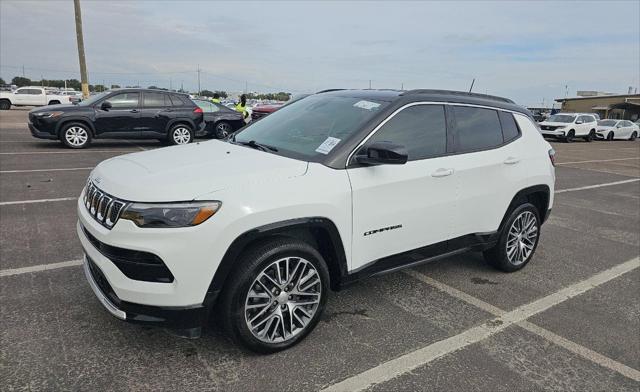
[
  {"xmin": 448, "ymin": 105, "xmax": 528, "ymax": 240},
  {"xmin": 347, "ymin": 103, "xmax": 457, "ymax": 270},
  {"xmin": 93, "ymin": 92, "xmax": 141, "ymax": 136},
  {"xmin": 139, "ymin": 92, "xmax": 172, "ymax": 137}
]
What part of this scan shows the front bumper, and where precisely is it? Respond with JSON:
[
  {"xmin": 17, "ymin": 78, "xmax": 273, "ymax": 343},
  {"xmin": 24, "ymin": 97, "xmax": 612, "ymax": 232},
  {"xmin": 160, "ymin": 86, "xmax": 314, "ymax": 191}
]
[
  {"xmin": 83, "ymin": 254, "xmax": 212, "ymax": 329},
  {"xmin": 540, "ymin": 129, "xmax": 566, "ymax": 138},
  {"xmin": 29, "ymin": 123, "xmax": 57, "ymax": 140}
]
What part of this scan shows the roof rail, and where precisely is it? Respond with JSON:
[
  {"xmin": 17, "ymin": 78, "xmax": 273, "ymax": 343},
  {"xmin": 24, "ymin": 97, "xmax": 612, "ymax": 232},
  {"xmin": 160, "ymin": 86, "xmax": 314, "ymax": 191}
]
[
  {"xmin": 316, "ymin": 89, "xmax": 346, "ymax": 94},
  {"xmin": 401, "ymin": 89, "xmax": 515, "ymax": 104}
]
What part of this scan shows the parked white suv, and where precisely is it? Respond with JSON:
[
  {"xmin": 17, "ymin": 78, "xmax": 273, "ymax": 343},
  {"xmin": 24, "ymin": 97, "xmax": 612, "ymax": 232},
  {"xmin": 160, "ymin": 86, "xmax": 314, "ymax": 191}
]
[
  {"xmin": 78, "ymin": 89, "xmax": 556, "ymax": 352},
  {"xmin": 539, "ymin": 113, "xmax": 598, "ymax": 142}
]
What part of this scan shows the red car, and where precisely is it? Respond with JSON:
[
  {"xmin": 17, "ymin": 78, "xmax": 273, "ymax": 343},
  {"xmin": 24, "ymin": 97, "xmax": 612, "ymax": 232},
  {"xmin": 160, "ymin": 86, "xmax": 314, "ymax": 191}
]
[{"xmin": 251, "ymin": 102, "xmax": 284, "ymax": 121}]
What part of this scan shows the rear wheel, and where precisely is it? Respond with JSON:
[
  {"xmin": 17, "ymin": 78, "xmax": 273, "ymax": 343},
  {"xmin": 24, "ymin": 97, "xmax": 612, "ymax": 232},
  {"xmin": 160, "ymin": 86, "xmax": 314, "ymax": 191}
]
[
  {"xmin": 168, "ymin": 124, "xmax": 193, "ymax": 145},
  {"xmin": 214, "ymin": 121, "xmax": 232, "ymax": 139},
  {"xmin": 219, "ymin": 238, "xmax": 329, "ymax": 353},
  {"xmin": 483, "ymin": 203, "xmax": 540, "ymax": 272},
  {"xmin": 60, "ymin": 122, "xmax": 91, "ymax": 149},
  {"xmin": 585, "ymin": 130, "xmax": 595, "ymax": 142},
  {"xmin": 607, "ymin": 132, "xmax": 614, "ymax": 141},
  {"xmin": 48, "ymin": 100, "xmax": 60, "ymax": 105},
  {"xmin": 564, "ymin": 130, "xmax": 575, "ymax": 143},
  {"xmin": 629, "ymin": 131, "xmax": 637, "ymax": 141},
  {"xmin": 0, "ymin": 100, "xmax": 10, "ymax": 110}
]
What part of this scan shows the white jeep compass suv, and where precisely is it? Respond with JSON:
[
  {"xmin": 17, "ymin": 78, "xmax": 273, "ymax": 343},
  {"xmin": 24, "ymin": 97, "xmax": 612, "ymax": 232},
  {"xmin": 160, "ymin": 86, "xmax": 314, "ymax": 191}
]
[
  {"xmin": 78, "ymin": 89, "xmax": 556, "ymax": 352},
  {"xmin": 539, "ymin": 113, "xmax": 598, "ymax": 142}
]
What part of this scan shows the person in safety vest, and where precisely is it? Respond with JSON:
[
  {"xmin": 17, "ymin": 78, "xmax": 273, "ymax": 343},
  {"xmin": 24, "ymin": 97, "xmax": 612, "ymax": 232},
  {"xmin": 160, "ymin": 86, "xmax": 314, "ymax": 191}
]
[
  {"xmin": 211, "ymin": 93, "xmax": 221, "ymax": 104},
  {"xmin": 235, "ymin": 94, "xmax": 249, "ymax": 121}
]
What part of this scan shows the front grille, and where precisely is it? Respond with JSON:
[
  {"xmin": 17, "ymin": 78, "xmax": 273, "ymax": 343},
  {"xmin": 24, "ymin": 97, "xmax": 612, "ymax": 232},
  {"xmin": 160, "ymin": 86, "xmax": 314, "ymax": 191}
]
[
  {"xmin": 541, "ymin": 125, "xmax": 558, "ymax": 131},
  {"xmin": 83, "ymin": 181, "xmax": 126, "ymax": 229}
]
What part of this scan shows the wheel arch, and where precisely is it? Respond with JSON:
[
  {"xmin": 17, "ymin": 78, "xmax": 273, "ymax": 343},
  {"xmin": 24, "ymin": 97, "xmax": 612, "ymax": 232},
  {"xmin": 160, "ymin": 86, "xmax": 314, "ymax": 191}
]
[
  {"xmin": 206, "ymin": 217, "xmax": 348, "ymax": 304},
  {"xmin": 166, "ymin": 118, "xmax": 196, "ymax": 135},
  {"xmin": 55, "ymin": 118, "xmax": 96, "ymax": 137},
  {"xmin": 498, "ymin": 185, "xmax": 551, "ymax": 233}
]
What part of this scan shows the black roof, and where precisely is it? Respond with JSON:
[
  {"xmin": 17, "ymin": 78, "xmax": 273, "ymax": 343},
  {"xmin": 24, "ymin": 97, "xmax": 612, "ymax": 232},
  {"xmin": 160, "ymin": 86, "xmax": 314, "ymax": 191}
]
[
  {"xmin": 109, "ymin": 88, "xmax": 189, "ymax": 96},
  {"xmin": 316, "ymin": 88, "xmax": 530, "ymax": 116}
]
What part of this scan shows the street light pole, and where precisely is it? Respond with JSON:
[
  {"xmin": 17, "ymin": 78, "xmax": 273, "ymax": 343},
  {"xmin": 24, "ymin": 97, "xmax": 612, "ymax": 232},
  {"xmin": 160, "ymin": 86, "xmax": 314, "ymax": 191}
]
[{"xmin": 73, "ymin": 0, "xmax": 89, "ymax": 98}]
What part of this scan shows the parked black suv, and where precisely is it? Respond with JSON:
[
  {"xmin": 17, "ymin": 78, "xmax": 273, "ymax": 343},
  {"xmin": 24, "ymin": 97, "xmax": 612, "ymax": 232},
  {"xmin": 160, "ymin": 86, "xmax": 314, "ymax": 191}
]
[{"xmin": 28, "ymin": 88, "xmax": 204, "ymax": 148}]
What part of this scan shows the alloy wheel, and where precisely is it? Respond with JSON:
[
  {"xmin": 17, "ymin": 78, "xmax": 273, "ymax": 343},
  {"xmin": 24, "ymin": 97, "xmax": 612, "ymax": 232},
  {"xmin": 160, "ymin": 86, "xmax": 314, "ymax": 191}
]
[
  {"xmin": 505, "ymin": 211, "xmax": 538, "ymax": 266},
  {"xmin": 65, "ymin": 126, "xmax": 88, "ymax": 147},
  {"xmin": 172, "ymin": 127, "xmax": 191, "ymax": 144},
  {"xmin": 244, "ymin": 256, "xmax": 322, "ymax": 343},
  {"xmin": 216, "ymin": 122, "xmax": 231, "ymax": 138}
]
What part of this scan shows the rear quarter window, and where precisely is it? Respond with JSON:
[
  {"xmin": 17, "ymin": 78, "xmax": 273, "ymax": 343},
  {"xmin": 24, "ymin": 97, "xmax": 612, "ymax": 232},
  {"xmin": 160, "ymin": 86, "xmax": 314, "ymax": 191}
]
[{"xmin": 498, "ymin": 111, "xmax": 520, "ymax": 142}]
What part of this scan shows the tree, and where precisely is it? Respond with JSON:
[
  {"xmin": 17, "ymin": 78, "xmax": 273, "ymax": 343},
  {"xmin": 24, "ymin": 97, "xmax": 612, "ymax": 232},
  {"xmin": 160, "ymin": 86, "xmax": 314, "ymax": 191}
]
[
  {"xmin": 0, "ymin": 77, "xmax": 5, "ymax": 85},
  {"xmin": 214, "ymin": 90, "xmax": 228, "ymax": 98},
  {"xmin": 200, "ymin": 89, "xmax": 214, "ymax": 97},
  {"xmin": 93, "ymin": 84, "xmax": 106, "ymax": 92},
  {"xmin": 111, "ymin": 84, "xmax": 120, "ymax": 89},
  {"xmin": 11, "ymin": 76, "xmax": 32, "ymax": 87}
]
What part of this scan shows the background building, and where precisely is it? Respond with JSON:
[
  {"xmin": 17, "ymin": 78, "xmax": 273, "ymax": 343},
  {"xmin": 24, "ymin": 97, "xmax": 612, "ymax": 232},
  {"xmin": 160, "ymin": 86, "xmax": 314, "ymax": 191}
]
[{"xmin": 555, "ymin": 93, "xmax": 640, "ymax": 121}]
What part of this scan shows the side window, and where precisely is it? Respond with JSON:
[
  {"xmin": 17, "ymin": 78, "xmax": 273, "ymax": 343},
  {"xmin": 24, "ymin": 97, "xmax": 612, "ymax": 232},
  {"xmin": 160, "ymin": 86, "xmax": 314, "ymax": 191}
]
[
  {"xmin": 105, "ymin": 92, "xmax": 139, "ymax": 109},
  {"xmin": 498, "ymin": 111, "xmax": 520, "ymax": 142},
  {"xmin": 453, "ymin": 106, "xmax": 503, "ymax": 152},
  {"xmin": 169, "ymin": 95, "xmax": 184, "ymax": 106},
  {"xmin": 366, "ymin": 104, "xmax": 447, "ymax": 161},
  {"xmin": 143, "ymin": 92, "xmax": 166, "ymax": 107},
  {"xmin": 622, "ymin": 121, "xmax": 633, "ymax": 127},
  {"xmin": 29, "ymin": 89, "xmax": 43, "ymax": 95}
]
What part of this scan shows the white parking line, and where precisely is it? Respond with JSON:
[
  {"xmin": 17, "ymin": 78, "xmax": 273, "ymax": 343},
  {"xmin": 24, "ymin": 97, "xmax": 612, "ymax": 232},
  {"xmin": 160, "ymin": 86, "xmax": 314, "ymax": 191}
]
[
  {"xmin": 404, "ymin": 269, "xmax": 640, "ymax": 382},
  {"xmin": 0, "ymin": 259, "xmax": 83, "ymax": 277},
  {"xmin": 557, "ymin": 157, "xmax": 639, "ymax": 165},
  {"xmin": 555, "ymin": 179, "xmax": 640, "ymax": 194},
  {"xmin": 321, "ymin": 258, "xmax": 639, "ymax": 391},
  {"xmin": 0, "ymin": 167, "xmax": 93, "ymax": 174},
  {"xmin": 0, "ymin": 197, "xmax": 77, "ymax": 206},
  {"xmin": 0, "ymin": 150, "xmax": 133, "ymax": 155}
]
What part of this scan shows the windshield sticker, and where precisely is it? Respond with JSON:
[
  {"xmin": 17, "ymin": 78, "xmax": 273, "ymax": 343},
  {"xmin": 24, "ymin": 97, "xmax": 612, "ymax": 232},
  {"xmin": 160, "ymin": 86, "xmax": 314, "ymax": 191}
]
[
  {"xmin": 353, "ymin": 100, "xmax": 381, "ymax": 110},
  {"xmin": 315, "ymin": 137, "xmax": 341, "ymax": 155}
]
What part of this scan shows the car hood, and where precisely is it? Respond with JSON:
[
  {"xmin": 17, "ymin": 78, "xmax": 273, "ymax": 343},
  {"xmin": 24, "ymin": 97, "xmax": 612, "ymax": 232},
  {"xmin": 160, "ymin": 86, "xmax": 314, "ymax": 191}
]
[
  {"xmin": 30, "ymin": 104, "xmax": 89, "ymax": 114},
  {"xmin": 596, "ymin": 126, "xmax": 614, "ymax": 132},
  {"xmin": 90, "ymin": 140, "xmax": 309, "ymax": 202},
  {"xmin": 539, "ymin": 121, "xmax": 571, "ymax": 127}
]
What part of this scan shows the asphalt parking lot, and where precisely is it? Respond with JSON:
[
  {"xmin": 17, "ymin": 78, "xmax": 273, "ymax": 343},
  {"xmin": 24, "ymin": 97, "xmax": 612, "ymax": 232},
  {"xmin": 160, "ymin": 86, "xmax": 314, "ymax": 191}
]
[{"xmin": 1, "ymin": 108, "xmax": 639, "ymax": 391}]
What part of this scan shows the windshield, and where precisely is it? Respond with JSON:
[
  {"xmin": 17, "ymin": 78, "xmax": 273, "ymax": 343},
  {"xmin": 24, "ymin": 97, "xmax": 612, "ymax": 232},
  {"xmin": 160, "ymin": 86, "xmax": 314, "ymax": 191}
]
[
  {"xmin": 547, "ymin": 114, "xmax": 576, "ymax": 123},
  {"xmin": 598, "ymin": 120, "xmax": 618, "ymax": 126},
  {"xmin": 77, "ymin": 91, "xmax": 110, "ymax": 106},
  {"xmin": 233, "ymin": 95, "xmax": 388, "ymax": 160}
]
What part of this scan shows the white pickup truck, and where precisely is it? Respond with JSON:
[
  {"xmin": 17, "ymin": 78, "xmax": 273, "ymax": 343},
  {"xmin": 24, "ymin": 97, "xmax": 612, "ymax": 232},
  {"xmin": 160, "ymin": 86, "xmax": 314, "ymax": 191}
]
[{"xmin": 0, "ymin": 86, "xmax": 73, "ymax": 110}]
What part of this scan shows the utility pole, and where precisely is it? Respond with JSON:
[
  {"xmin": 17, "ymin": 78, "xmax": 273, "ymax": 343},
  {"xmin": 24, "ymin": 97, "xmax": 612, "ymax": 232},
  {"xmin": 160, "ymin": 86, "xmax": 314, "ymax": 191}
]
[
  {"xmin": 73, "ymin": 0, "xmax": 90, "ymax": 98},
  {"xmin": 401, "ymin": 82, "xmax": 404, "ymax": 90},
  {"xmin": 169, "ymin": 78, "xmax": 172, "ymax": 91},
  {"xmin": 245, "ymin": 81, "xmax": 248, "ymax": 94},
  {"xmin": 22, "ymin": 65, "xmax": 25, "ymax": 77},
  {"xmin": 368, "ymin": 80, "xmax": 371, "ymax": 89},
  {"xmin": 468, "ymin": 78, "xmax": 475, "ymax": 93},
  {"xmin": 197, "ymin": 65, "xmax": 201, "ymax": 95}
]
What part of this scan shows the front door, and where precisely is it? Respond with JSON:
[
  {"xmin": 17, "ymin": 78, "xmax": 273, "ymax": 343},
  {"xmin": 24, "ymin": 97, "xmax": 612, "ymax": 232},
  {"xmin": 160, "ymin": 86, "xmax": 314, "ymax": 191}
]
[
  {"xmin": 94, "ymin": 92, "xmax": 141, "ymax": 136},
  {"xmin": 347, "ymin": 104, "xmax": 457, "ymax": 270}
]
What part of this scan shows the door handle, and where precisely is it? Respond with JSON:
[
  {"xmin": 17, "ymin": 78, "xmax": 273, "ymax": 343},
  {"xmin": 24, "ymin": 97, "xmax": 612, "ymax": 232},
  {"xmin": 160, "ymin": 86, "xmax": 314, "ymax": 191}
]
[
  {"xmin": 503, "ymin": 157, "xmax": 520, "ymax": 165},
  {"xmin": 431, "ymin": 168, "xmax": 454, "ymax": 178},
  {"xmin": 130, "ymin": 109, "xmax": 139, "ymax": 113}
]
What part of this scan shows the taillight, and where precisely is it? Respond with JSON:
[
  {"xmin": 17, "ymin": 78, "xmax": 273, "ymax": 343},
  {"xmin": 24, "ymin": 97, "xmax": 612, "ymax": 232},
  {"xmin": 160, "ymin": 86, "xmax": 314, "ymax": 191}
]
[
  {"xmin": 548, "ymin": 148, "xmax": 556, "ymax": 166},
  {"xmin": 193, "ymin": 107, "xmax": 203, "ymax": 114}
]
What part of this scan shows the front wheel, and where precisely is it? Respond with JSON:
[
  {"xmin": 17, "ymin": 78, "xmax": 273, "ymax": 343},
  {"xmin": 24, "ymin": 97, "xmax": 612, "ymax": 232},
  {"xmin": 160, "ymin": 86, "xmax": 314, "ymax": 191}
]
[
  {"xmin": 483, "ymin": 203, "xmax": 540, "ymax": 272},
  {"xmin": 168, "ymin": 124, "xmax": 193, "ymax": 145},
  {"xmin": 0, "ymin": 100, "xmax": 10, "ymax": 110},
  {"xmin": 585, "ymin": 130, "xmax": 595, "ymax": 142},
  {"xmin": 214, "ymin": 121, "xmax": 233, "ymax": 139},
  {"xmin": 629, "ymin": 131, "xmax": 637, "ymax": 141},
  {"xmin": 607, "ymin": 132, "xmax": 614, "ymax": 141},
  {"xmin": 60, "ymin": 123, "xmax": 91, "ymax": 149},
  {"xmin": 564, "ymin": 130, "xmax": 575, "ymax": 143},
  {"xmin": 219, "ymin": 239, "xmax": 329, "ymax": 353}
]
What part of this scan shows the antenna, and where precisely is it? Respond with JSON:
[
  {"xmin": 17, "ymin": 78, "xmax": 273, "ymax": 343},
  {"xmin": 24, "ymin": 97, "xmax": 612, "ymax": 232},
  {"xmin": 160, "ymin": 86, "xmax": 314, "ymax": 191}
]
[{"xmin": 468, "ymin": 78, "xmax": 475, "ymax": 93}]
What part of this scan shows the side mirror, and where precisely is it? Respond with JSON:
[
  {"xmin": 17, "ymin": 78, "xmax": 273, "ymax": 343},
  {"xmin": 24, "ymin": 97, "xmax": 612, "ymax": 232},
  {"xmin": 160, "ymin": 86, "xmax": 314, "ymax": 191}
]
[
  {"xmin": 100, "ymin": 101, "xmax": 112, "ymax": 110},
  {"xmin": 355, "ymin": 141, "xmax": 408, "ymax": 166},
  {"xmin": 575, "ymin": 120, "xmax": 583, "ymax": 124}
]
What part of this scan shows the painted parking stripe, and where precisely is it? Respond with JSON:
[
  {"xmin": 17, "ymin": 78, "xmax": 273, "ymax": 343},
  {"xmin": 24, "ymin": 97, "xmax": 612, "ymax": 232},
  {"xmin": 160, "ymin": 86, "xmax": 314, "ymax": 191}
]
[
  {"xmin": 555, "ymin": 179, "xmax": 640, "ymax": 194},
  {"xmin": 404, "ymin": 269, "xmax": 640, "ymax": 382},
  {"xmin": 0, "ymin": 167, "xmax": 93, "ymax": 174},
  {"xmin": 0, "ymin": 259, "xmax": 83, "ymax": 277},
  {"xmin": 321, "ymin": 258, "xmax": 639, "ymax": 392},
  {"xmin": 557, "ymin": 157, "xmax": 639, "ymax": 165},
  {"xmin": 0, "ymin": 197, "xmax": 77, "ymax": 206},
  {"xmin": 0, "ymin": 150, "xmax": 134, "ymax": 155}
]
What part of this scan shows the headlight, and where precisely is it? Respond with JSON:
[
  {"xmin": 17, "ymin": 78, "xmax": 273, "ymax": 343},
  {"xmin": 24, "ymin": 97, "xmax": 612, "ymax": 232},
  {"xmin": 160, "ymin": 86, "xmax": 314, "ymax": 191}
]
[
  {"xmin": 34, "ymin": 111, "xmax": 64, "ymax": 118},
  {"xmin": 555, "ymin": 125, "xmax": 565, "ymax": 129},
  {"xmin": 120, "ymin": 201, "xmax": 221, "ymax": 228}
]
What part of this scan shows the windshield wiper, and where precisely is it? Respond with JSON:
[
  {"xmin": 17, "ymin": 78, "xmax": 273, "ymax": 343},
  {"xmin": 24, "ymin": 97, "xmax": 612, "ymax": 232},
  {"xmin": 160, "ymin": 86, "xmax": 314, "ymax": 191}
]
[{"xmin": 235, "ymin": 140, "xmax": 278, "ymax": 152}]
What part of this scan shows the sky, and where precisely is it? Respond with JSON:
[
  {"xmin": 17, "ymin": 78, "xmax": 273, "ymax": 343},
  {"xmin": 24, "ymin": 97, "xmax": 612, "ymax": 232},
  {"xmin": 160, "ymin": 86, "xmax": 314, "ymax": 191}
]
[{"xmin": 1, "ymin": 0, "xmax": 638, "ymax": 107}]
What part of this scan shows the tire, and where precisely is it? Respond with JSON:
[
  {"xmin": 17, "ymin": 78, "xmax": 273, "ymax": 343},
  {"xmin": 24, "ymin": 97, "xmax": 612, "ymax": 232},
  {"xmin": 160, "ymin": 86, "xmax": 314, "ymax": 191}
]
[
  {"xmin": 60, "ymin": 122, "xmax": 91, "ymax": 149},
  {"xmin": 214, "ymin": 121, "xmax": 233, "ymax": 139},
  {"xmin": 0, "ymin": 100, "xmax": 10, "ymax": 110},
  {"xmin": 629, "ymin": 131, "xmax": 637, "ymax": 141},
  {"xmin": 167, "ymin": 124, "xmax": 193, "ymax": 145},
  {"xmin": 218, "ymin": 238, "xmax": 330, "ymax": 353},
  {"xmin": 483, "ymin": 203, "xmax": 541, "ymax": 272},
  {"xmin": 585, "ymin": 130, "xmax": 595, "ymax": 142},
  {"xmin": 564, "ymin": 130, "xmax": 575, "ymax": 143},
  {"xmin": 607, "ymin": 132, "xmax": 614, "ymax": 141},
  {"xmin": 48, "ymin": 100, "xmax": 60, "ymax": 105}
]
